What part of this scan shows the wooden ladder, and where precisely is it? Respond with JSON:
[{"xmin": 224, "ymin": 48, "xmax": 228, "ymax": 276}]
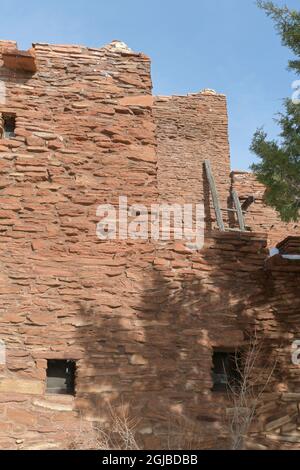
[{"xmin": 204, "ymin": 159, "xmax": 246, "ymax": 232}]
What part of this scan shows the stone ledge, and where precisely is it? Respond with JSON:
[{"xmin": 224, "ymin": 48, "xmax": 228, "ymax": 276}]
[{"xmin": 0, "ymin": 378, "xmax": 44, "ymax": 395}]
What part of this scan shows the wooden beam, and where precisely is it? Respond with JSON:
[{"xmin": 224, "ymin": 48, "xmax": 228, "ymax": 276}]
[
  {"xmin": 220, "ymin": 208, "xmax": 246, "ymax": 214},
  {"xmin": 204, "ymin": 160, "xmax": 225, "ymax": 231},
  {"xmin": 2, "ymin": 49, "xmax": 37, "ymax": 73},
  {"xmin": 232, "ymin": 189, "xmax": 246, "ymax": 232}
]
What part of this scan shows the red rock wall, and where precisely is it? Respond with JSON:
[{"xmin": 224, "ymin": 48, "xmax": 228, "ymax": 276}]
[
  {"xmin": 0, "ymin": 40, "xmax": 299, "ymax": 450},
  {"xmin": 154, "ymin": 92, "xmax": 231, "ymax": 230},
  {"xmin": 0, "ymin": 40, "xmax": 160, "ymax": 449},
  {"xmin": 231, "ymin": 171, "xmax": 300, "ymax": 247}
]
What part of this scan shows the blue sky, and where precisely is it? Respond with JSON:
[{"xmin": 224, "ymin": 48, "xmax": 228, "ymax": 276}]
[{"xmin": 0, "ymin": 0, "xmax": 298, "ymax": 170}]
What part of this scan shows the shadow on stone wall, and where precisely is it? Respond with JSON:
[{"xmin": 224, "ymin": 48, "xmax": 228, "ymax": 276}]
[{"xmin": 72, "ymin": 237, "xmax": 289, "ymax": 449}]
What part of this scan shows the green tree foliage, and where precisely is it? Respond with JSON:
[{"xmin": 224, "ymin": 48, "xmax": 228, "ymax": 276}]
[{"xmin": 251, "ymin": 1, "xmax": 300, "ymax": 222}]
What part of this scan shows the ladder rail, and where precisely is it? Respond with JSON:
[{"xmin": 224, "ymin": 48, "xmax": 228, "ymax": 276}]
[
  {"xmin": 204, "ymin": 159, "xmax": 247, "ymax": 232},
  {"xmin": 204, "ymin": 160, "xmax": 225, "ymax": 231},
  {"xmin": 232, "ymin": 189, "xmax": 246, "ymax": 232}
]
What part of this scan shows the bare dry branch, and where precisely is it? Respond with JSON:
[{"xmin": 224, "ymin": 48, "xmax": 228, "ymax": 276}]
[{"xmin": 226, "ymin": 330, "xmax": 277, "ymax": 450}]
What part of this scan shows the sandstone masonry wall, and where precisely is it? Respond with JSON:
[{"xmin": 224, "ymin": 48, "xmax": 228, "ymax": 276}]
[
  {"xmin": 231, "ymin": 171, "xmax": 300, "ymax": 247},
  {"xmin": 0, "ymin": 40, "xmax": 160, "ymax": 449},
  {"xmin": 0, "ymin": 39, "xmax": 299, "ymax": 450},
  {"xmin": 154, "ymin": 92, "xmax": 231, "ymax": 229}
]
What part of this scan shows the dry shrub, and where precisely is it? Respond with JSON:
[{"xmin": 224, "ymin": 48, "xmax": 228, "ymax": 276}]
[
  {"xmin": 68, "ymin": 405, "xmax": 140, "ymax": 450},
  {"xmin": 227, "ymin": 330, "xmax": 277, "ymax": 450}
]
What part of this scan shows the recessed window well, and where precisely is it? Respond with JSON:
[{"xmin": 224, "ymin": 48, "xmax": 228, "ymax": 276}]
[
  {"xmin": 212, "ymin": 350, "xmax": 241, "ymax": 392},
  {"xmin": 46, "ymin": 359, "xmax": 76, "ymax": 395},
  {"xmin": 1, "ymin": 114, "xmax": 16, "ymax": 139}
]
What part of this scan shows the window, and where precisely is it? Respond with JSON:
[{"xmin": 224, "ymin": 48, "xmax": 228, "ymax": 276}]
[
  {"xmin": 212, "ymin": 350, "xmax": 241, "ymax": 392},
  {"xmin": 46, "ymin": 359, "xmax": 76, "ymax": 395},
  {"xmin": 1, "ymin": 114, "xmax": 16, "ymax": 139}
]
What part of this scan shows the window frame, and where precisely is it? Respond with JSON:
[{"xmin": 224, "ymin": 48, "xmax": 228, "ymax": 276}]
[
  {"xmin": 211, "ymin": 349, "xmax": 242, "ymax": 393},
  {"xmin": 1, "ymin": 113, "xmax": 16, "ymax": 139},
  {"xmin": 46, "ymin": 359, "xmax": 76, "ymax": 396}
]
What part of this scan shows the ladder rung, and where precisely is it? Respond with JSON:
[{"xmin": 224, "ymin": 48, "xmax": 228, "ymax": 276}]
[
  {"xmin": 220, "ymin": 208, "xmax": 246, "ymax": 214},
  {"xmin": 204, "ymin": 159, "xmax": 247, "ymax": 232}
]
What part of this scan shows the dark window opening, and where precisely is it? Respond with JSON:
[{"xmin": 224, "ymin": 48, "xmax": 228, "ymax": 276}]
[
  {"xmin": 212, "ymin": 350, "xmax": 241, "ymax": 392},
  {"xmin": 46, "ymin": 359, "xmax": 76, "ymax": 395},
  {"xmin": 1, "ymin": 114, "xmax": 16, "ymax": 139}
]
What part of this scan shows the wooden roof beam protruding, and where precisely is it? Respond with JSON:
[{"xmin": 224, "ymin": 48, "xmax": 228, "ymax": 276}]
[{"xmin": 2, "ymin": 48, "xmax": 37, "ymax": 73}]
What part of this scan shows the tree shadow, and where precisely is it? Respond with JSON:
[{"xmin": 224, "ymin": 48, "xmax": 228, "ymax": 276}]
[{"xmin": 73, "ymin": 234, "xmax": 283, "ymax": 449}]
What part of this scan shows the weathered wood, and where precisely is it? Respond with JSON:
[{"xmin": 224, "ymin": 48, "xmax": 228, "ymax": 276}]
[
  {"xmin": 265, "ymin": 414, "xmax": 292, "ymax": 431},
  {"xmin": 220, "ymin": 207, "xmax": 246, "ymax": 214},
  {"xmin": 204, "ymin": 160, "xmax": 225, "ymax": 231},
  {"xmin": 232, "ymin": 189, "xmax": 246, "ymax": 232},
  {"xmin": 281, "ymin": 392, "xmax": 300, "ymax": 402}
]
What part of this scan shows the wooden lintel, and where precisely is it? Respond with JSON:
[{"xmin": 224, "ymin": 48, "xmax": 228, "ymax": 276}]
[{"xmin": 2, "ymin": 49, "xmax": 37, "ymax": 73}]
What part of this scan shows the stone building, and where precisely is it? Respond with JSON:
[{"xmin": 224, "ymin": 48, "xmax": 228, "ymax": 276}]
[{"xmin": 0, "ymin": 39, "xmax": 299, "ymax": 450}]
